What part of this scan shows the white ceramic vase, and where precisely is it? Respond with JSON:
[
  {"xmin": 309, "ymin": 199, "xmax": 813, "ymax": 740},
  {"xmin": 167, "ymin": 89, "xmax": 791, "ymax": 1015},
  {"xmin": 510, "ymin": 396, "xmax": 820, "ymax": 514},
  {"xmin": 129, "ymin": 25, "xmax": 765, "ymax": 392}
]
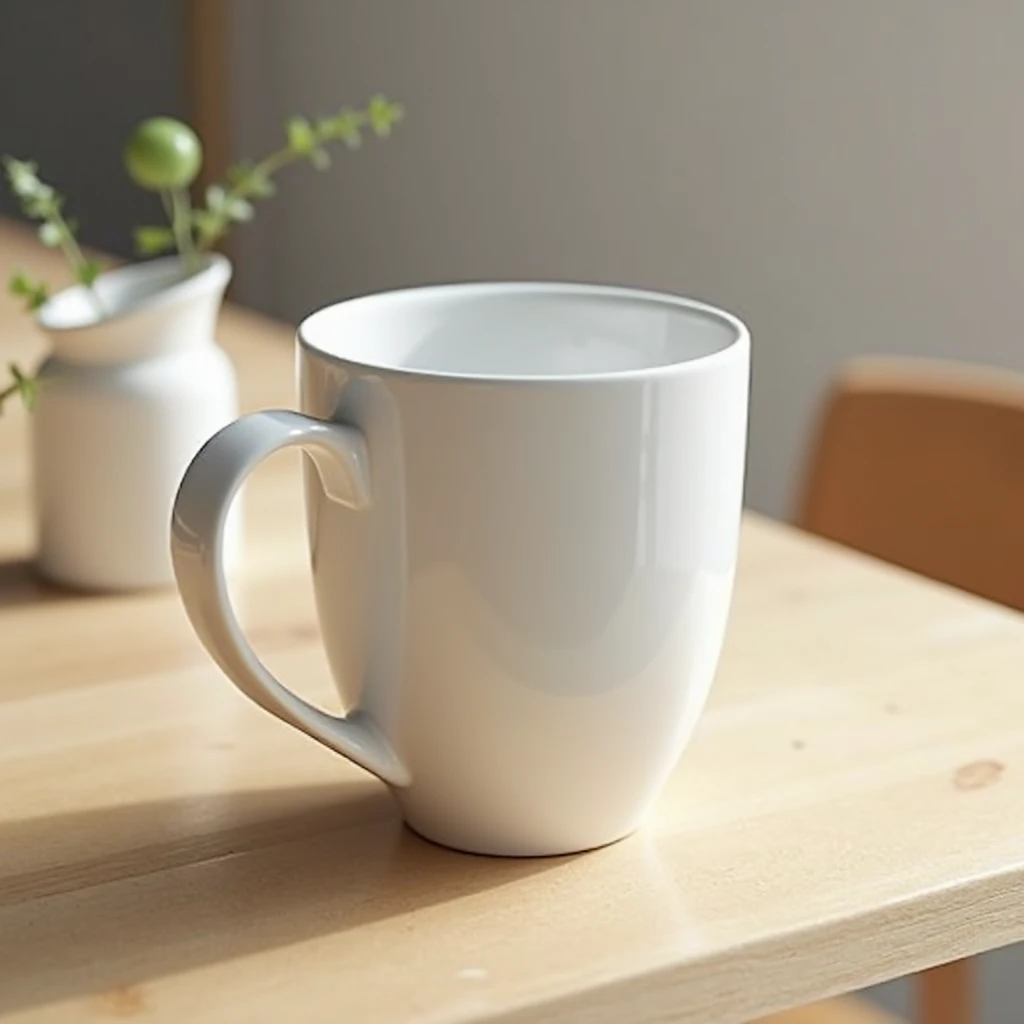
[{"xmin": 33, "ymin": 254, "xmax": 238, "ymax": 590}]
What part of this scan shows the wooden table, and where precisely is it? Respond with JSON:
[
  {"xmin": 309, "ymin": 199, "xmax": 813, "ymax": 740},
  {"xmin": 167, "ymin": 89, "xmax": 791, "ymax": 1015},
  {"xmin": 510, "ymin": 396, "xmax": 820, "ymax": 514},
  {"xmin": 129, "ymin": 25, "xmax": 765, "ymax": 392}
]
[{"xmin": 2, "ymin": 222, "xmax": 1024, "ymax": 1023}]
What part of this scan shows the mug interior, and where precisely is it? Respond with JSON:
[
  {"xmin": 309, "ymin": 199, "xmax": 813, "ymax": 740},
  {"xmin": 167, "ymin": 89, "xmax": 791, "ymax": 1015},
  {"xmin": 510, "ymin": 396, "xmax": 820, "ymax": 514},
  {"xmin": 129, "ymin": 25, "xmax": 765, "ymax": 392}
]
[{"xmin": 298, "ymin": 282, "xmax": 745, "ymax": 381}]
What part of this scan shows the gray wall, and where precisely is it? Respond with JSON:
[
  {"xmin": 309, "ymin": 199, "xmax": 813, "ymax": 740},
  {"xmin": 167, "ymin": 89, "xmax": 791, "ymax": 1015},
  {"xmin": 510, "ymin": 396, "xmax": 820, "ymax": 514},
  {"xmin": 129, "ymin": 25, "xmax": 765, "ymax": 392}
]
[
  {"xmin": 229, "ymin": 0, "xmax": 1024, "ymax": 523},
  {"xmin": 0, "ymin": 0, "xmax": 186, "ymax": 259},
  {"xmin": 230, "ymin": 2, "xmax": 1024, "ymax": 1018}
]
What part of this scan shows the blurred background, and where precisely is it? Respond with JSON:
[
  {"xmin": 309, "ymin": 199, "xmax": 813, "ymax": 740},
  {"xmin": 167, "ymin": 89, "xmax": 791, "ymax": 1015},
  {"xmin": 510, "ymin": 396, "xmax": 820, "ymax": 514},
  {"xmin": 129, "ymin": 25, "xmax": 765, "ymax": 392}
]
[
  {"xmin": 3, "ymin": 1, "xmax": 1022, "ymax": 1017},
  {"xmin": 6, "ymin": 1, "xmax": 1024, "ymax": 524}
]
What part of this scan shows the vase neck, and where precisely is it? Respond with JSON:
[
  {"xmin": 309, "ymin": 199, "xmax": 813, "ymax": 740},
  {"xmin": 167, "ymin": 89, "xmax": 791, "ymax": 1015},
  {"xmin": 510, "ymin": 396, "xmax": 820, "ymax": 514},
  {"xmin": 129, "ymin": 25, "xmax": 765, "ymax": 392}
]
[{"xmin": 38, "ymin": 255, "xmax": 232, "ymax": 365}]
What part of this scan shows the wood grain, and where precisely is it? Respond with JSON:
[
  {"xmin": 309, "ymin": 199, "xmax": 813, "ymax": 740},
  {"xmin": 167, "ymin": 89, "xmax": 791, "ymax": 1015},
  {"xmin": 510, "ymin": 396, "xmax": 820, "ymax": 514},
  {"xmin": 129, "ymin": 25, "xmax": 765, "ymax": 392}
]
[{"xmin": 3, "ymin": 222, "xmax": 1024, "ymax": 1022}]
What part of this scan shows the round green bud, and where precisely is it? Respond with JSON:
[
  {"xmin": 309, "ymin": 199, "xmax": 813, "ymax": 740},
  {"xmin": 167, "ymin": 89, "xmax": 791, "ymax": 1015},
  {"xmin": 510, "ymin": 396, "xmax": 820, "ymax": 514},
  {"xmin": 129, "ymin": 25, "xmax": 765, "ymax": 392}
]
[{"xmin": 124, "ymin": 118, "xmax": 203, "ymax": 191}]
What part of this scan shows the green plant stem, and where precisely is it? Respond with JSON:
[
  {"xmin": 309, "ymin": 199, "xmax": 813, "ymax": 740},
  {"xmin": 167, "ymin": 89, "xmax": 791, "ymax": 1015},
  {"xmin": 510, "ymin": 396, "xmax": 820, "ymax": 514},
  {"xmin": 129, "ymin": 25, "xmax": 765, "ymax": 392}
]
[
  {"xmin": 168, "ymin": 188, "xmax": 200, "ymax": 272},
  {"xmin": 238, "ymin": 146, "xmax": 294, "ymax": 194},
  {"xmin": 196, "ymin": 147, "xmax": 294, "ymax": 252},
  {"xmin": 186, "ymin": 97, "xmax": 400, "ymax": 253},
  {"xmin": 159, "ymin": 189, "xmax": 175, "ymax": 225},
  {"xmin": 51, "ymin": 210, "xmax": 105, "ymax": 318}
]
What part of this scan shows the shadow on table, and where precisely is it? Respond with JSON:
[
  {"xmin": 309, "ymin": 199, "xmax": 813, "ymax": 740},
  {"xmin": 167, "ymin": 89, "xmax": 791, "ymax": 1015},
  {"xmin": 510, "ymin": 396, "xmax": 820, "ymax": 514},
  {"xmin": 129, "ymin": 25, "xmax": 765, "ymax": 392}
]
[
  {"xmin": 0, "ymin": 558, "xmax": 73, "ymax": 607},
  {"xmin": 0, "ymin": 557, "xmax": 154, "ymax": 607},
  {"xmin": 0, "ymin": 782, "xmax": 567, "ymax": 1014}
]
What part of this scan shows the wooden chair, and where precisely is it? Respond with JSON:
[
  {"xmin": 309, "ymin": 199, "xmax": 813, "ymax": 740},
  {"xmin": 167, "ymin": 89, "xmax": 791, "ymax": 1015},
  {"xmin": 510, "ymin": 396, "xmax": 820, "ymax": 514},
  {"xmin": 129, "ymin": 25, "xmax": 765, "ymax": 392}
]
[
  {"xmin": 797, "ymin": 357, "xmax": 1024, "ymax": 613},
  {"xmin": 758, "ymin": 355, "xmax": 1024, "ymax": 1024}
]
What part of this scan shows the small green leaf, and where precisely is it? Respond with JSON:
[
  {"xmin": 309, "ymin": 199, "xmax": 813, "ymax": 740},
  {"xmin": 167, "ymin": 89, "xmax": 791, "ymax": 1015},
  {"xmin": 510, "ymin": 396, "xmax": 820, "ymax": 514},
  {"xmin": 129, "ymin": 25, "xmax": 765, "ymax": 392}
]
[
  {"xmin": 77, "ymin": 260, "xmax": 101, "ymax": 287},
  {"xmin": 18, "ymin": 376, "xmax": 38, "ymax": 410},
  {"xmin": 368, "ymin": 95, "xmax": 404, "ymax": 137},
  {"xmin": 226, "ymin": 160, "xmax": 253, "ymax": 185},
  {"xmin": 192, "ymin": 209, "xmax": 224, "ymax": 245},
  {"xmin": 248, "ymin": 172, "xmax": 275, "ymax": 198},
  {"xmin": 9, "ymin": 363, "xmax": 37, "ymax": 410},
  {"xmin": 205, "ymin": 183, "xmax": 227, "ymax": 212},
  {"xmin": 3, "ymin": 156, "xmax": 63, "ymax": 223},
  {"xmin": 325, "ymin": 109, "xmax": 364, "ymax": 148},
  {"xmin": 22, "ymin": 190, "xmax": 57, "ymax": 219},
  {"xmin": 9, "ymin": 270, "xmax": 31, "ymax": 297},
  {"xmin": 8, "ymin": 270, "xmax": 49, "ymax": 310},
  {"xmin": 38, "ymin": 222, "xmax": 62, "ymax": 247},
  {"xmin": 286, "ymin": 116, "xmax": 316, "ymax": 155},
  {"xmin": 225, "ymin": 196, "xmax": 253, "ymax": 221},
  {"xmin": 309, "ymin": 147, "xmax": 331, "ymax": 170},
  {"xmin": 133, "ymin": 225, "xmax": 175, "ymax": 256},
  {"xmin": 2, "ymin": 156, "xmax": 42, "ymax": 197}
]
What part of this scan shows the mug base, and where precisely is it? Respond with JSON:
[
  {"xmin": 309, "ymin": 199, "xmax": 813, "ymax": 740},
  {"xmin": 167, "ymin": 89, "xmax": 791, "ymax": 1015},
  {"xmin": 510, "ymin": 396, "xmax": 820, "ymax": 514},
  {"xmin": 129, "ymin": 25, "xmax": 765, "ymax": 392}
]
[{"xmin": 401, "ymin": 814, "xmax": 640, "ymax": 858}]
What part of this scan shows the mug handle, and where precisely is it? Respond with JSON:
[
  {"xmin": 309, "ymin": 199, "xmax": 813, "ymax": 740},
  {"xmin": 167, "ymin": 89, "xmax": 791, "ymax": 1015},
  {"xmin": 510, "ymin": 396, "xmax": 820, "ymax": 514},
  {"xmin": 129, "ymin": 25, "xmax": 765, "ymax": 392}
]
[{"xmin": 170, "ymin": 409, "xmax": 410, "ymax": 787}]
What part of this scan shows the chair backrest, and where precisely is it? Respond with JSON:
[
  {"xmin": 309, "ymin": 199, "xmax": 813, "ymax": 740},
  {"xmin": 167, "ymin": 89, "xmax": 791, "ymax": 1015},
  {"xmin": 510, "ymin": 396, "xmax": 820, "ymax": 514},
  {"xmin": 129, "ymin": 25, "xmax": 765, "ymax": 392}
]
[{"xmin": 796, "ymin": 357, "xmax": 1024, "ymax": 613}]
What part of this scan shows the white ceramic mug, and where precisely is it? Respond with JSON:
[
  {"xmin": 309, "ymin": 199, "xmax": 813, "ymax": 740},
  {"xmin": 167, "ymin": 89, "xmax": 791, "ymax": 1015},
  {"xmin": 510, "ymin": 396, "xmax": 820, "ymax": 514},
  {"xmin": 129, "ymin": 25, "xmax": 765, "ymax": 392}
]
[{"xmin": 171, "ymin": 283, "xmax": 750, "ymax": 856}]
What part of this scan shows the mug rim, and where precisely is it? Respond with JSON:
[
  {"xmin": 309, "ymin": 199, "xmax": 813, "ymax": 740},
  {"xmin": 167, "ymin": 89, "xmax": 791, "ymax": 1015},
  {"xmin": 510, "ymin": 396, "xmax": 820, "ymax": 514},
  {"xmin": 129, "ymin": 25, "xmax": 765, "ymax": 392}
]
[{"xmin": 296, "ymin": 281, "xmax": 749, "ymax": 384}]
